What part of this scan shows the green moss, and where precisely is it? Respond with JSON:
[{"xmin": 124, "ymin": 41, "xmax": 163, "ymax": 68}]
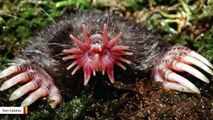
[
  {"xmin": 56, "ymin": 95, "xmax": 92, "ymax": 119},
  {"xmin": 0, "ymin": 0, "xmax": 61, "ymax": 66},
  {"xmin": 55, "ymin": 0, "xmax": 92, "ymax": 9}
]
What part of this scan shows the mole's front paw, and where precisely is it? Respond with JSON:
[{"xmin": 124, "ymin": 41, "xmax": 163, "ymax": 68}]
[
  {"xmin": 0, "ymin": 63, "xmax": 62, "ymax": 108},
  {"xmin": 152, "ymin": 45, "xmax": 213, "ymax": 93}
]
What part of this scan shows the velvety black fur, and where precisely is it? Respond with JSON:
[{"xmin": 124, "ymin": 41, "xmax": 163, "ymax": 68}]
[{"xmin": 14, "ymin": 11, "xmax": 170, "ymax": 97}]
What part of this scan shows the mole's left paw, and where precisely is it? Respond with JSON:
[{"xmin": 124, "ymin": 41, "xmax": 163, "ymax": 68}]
[
  {"xmin": 152, "ymin": 45, "xmax": 213, "ymax": 93},
  {"xmin": 0, "ymin": 63, "xmax": 62, "ymax": 108}
]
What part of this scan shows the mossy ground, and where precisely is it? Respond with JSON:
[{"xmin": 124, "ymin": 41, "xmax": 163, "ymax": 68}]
[{"xmin": 0, "ymin": 0, "xmax": 212, "ymax": 119}]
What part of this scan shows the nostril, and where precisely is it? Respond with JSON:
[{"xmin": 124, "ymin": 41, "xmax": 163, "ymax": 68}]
[{"xmin": 91, "ymin": 44, "xmax": 102, "ymax": 53}]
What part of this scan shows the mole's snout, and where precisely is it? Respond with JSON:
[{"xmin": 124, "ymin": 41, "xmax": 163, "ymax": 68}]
[{"xmin": 62, "ymin": 24, "xmax": 132, "ymax": 85}]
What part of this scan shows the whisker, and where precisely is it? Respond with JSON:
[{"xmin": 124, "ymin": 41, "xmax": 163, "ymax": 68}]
[
  {"xmin": 39, "ymin": 6, "xmax": 56, "ymax": 23},
  {"xmin": 30, "ymin": 42, "xmax": 70, "ymax": 47},
  {"xmin": 54, "ymin": 53, "xmax": 68, "ymax": 57},
  {"xmin": 46, "ymin": 43, "xmax": 70, "ymax": 47}
]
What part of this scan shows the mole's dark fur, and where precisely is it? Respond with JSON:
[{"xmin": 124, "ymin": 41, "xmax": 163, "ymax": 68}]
[{"xmin": 14, "ymin": 11, "xmax": 170, "ymax": 96}]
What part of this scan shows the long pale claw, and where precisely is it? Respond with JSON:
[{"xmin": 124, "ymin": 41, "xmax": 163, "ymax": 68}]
[
  {"xmin": 152, "ymin": 45, "xmax": 212, "ymax": 93},
  {"xmin": 162, "ymin": 82, "xmax": 196, "ymax": 93},
  {"xmin": 9, "ymin": 79, "xmax": 42, "ymax": 101},
  {"xmin": 0, "ymin": 66, "xmax": 21, "ymax": 79},
  {"xmin": 0, "ymin": 71, "xmax": 35, "ymax": 91},
  {"xmin": 21, "ymin": 85, "xmax": 49, "ymax": 107},
  {"xmin": 170, "ymin": 60, "xmax": 210, "ymax": 83},
  {"xmin": 0, "ymin": 63, "xmax": 62, "ymax": 108},
  {"xmin": 48, "ymin": 86, "xmax": 62, "ymax": 108},
  {"xmin": 153, "ymin": 68, "xmax": 197, "ymax": 92},
  {"xmin": 189, "ymin": 51, "xmax": 213, "ymax": 69},
  {"xmin": 49, "ymin": 95, "xmax": 62, "ymax": 108},
  {"xmin": 165, "ymin": 69, "xmax": 200, "ymax": 93},
  {"xmin": 182, "ymin": 56, "xmax": 213, "ymax": 76}
]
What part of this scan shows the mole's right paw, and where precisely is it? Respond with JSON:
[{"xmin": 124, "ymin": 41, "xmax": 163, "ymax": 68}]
[
  {"xmin": 0, "ymin": 63, "xmax": 62, "ymax": 108},
  {"xmin": 152, "ymin": 45, "xmax": 213, "ymax": 93}
]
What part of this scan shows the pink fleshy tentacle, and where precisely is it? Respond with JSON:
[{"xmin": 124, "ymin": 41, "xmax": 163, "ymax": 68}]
[
  {"xmin": 114, "ymin": 61, "xmax": 127, "ymax": 70},
  {"xmin": 108, "ymin": 32, "xmax": 123, "ymax": 48},
  {"xmin": 69, "ymin": 34, "xmax": 87, "ymax": 51},
  {"xmin": 103, "ymin": 24, "xmax": 109, "ymax": 48},
  {"xmin": 82, "ymin": 24, "xmax": 91, "ymax": 47},
  {"xmin": 62, "ymin": 54, "xmax": 82, "ymax": 61},
  {"xmin": 83, "ymin": 65, "xmax": 92, "ymax": 85},
  {"xmin": 111, "ymin": 55, "xmax": 131, "ymax": 64},
  {"xmin": 111, "ymin": 46, "xmax": 130, "ymax": 51},
  {"xmin": 66, "ymin": 54, "xmax": 86, "ymax": 72},
  {"xmin": 106, "ymin": 63, "xmax": 115, "ymax": 83},
  {"xmin": 63, "ymin": 48, "xmax": 83, "ymax": 54},
  {"xmin": 71, "ymin": 65, "xmax": 81, "ymax": 75}
]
